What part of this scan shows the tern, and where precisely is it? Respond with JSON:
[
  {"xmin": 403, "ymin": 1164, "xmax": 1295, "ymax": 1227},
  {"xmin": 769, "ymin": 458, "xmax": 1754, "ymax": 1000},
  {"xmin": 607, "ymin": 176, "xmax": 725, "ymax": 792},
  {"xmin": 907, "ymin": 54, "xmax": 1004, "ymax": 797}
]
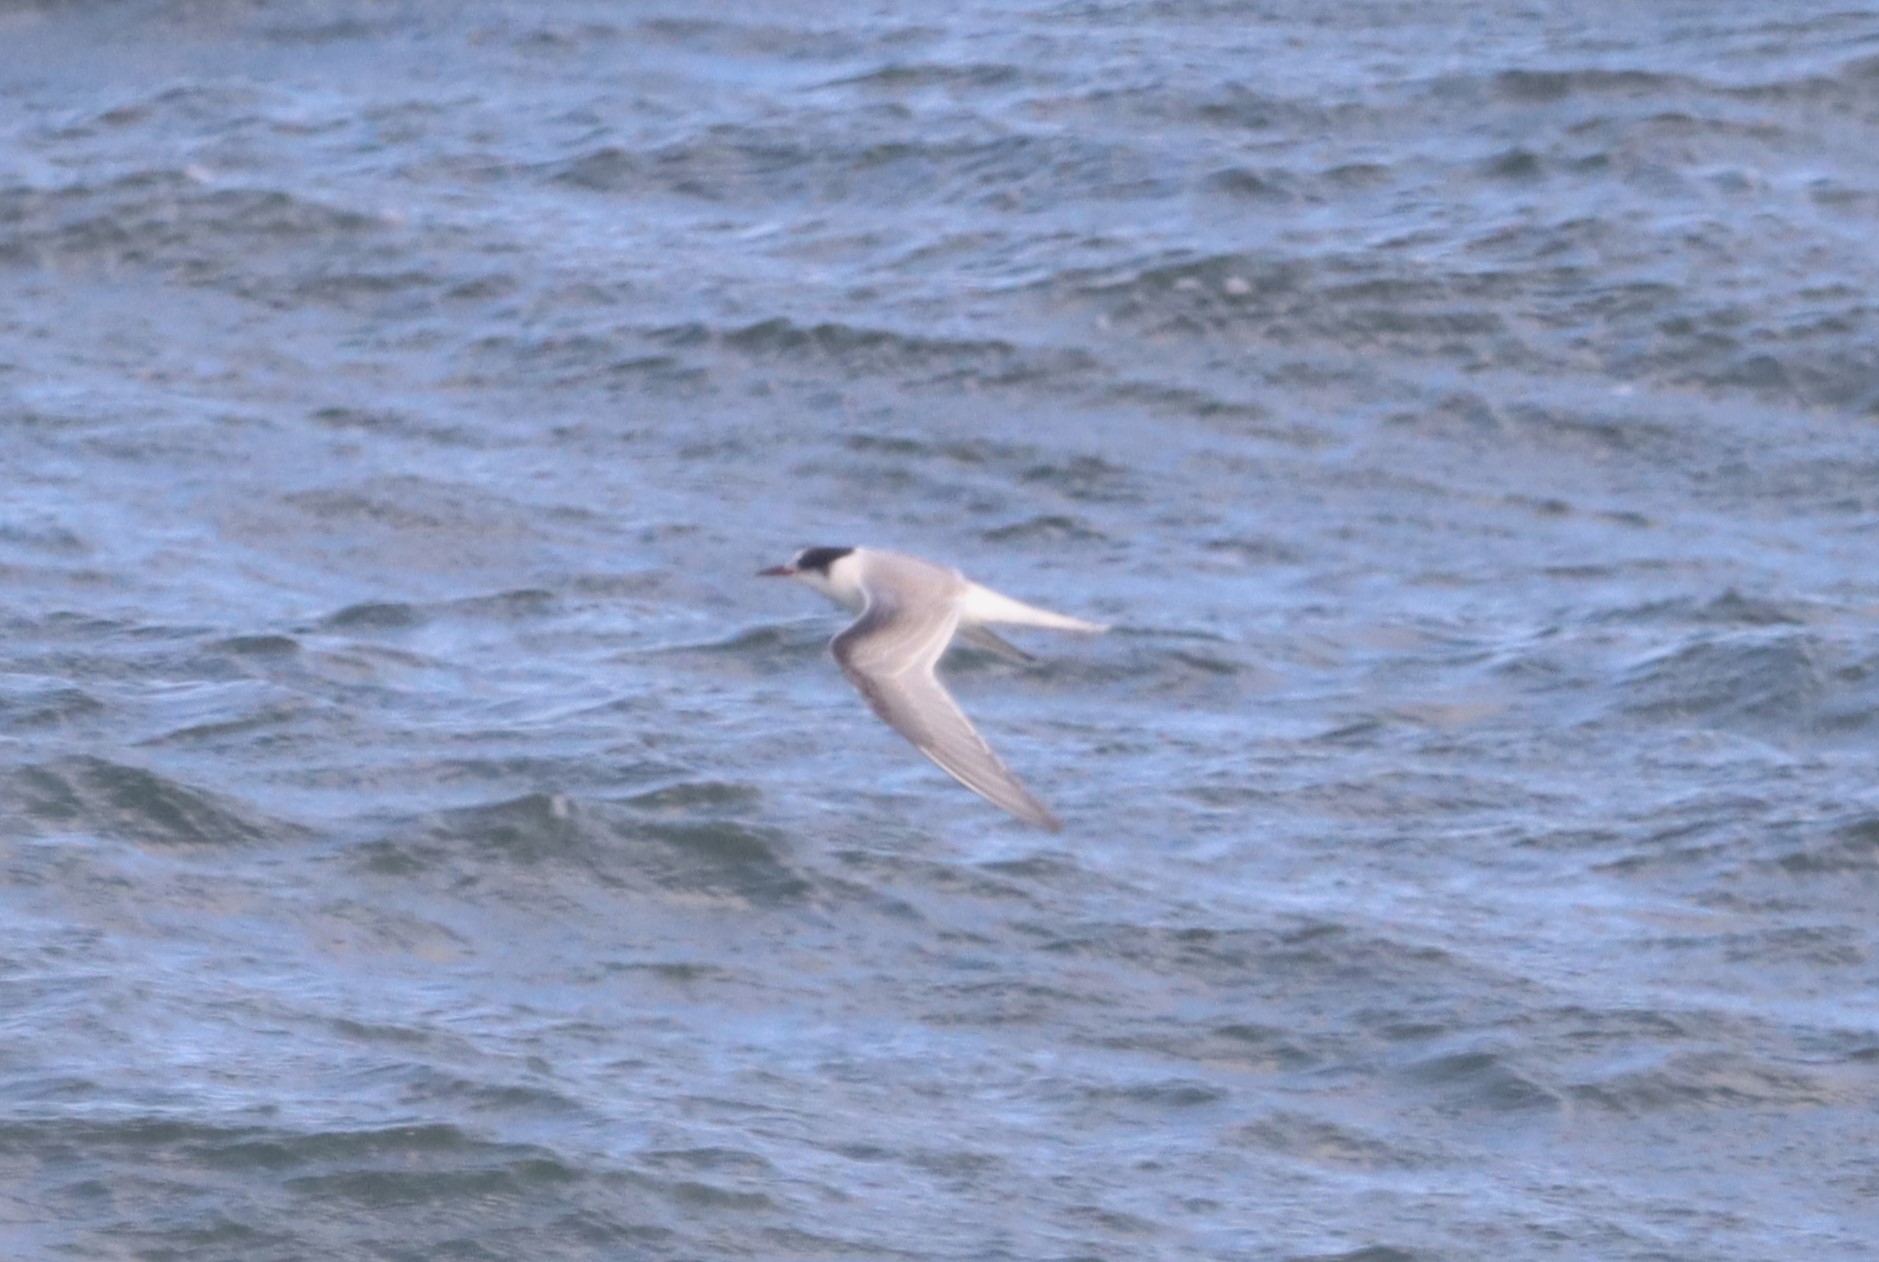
[{"xmin": 760, "ymin": 546, "xmax": 1107, "ymax": 831}]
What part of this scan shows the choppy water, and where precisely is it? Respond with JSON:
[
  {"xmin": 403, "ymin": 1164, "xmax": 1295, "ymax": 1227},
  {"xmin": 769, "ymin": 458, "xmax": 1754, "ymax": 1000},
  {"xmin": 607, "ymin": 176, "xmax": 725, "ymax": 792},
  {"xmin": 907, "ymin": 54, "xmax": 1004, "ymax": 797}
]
[{"xmin": 4, "ymin": 1, "xmax": 1878, "ymax": 1258}]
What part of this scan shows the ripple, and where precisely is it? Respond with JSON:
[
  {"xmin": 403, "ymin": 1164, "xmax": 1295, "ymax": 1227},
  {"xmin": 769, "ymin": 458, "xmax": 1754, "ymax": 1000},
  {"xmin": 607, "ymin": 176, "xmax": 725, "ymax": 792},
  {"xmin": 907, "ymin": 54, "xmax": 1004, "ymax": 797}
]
[
  {"xmin": 1228, "ymin": 1110, "xmax": 1444, "ymax": 1171},
  {"xmin": 0, "ymin": 675, "xmax": 106, "ymax": 730},
  {"xmin": 1491, "ymin": 67, "xmax": 1698, "ymax": 103},
  {"xmin": 978, "ymin": 513, "xmax": 1109, "ymax": 544},
  {"xmin": 703, "ymin": 315, "xmax": 1090, "ymax": 386},
  {"xmin": 212, "ymin": 634, "xmax": 302, "ymax": 657},
  {"xmin": 1286, "ymin": 1248, "xmax": 1427, "ymax": 1262},
  {"xmin": 621, "ymin": 780, "xmax": 765, "ymax": 813}
]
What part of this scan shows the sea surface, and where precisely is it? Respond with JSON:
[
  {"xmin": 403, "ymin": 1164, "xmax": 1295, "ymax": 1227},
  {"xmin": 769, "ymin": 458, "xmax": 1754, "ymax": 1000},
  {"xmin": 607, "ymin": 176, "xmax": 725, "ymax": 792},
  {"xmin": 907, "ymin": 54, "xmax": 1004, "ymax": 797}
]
[{"xmin": 3, "ymin": 1, "xmax": 1877, "ymax": 1258}]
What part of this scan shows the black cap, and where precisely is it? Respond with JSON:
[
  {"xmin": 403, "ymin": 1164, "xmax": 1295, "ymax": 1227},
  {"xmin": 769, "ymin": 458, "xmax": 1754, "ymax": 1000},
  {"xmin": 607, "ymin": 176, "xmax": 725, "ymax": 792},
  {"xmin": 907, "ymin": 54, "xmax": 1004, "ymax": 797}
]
[{"xmin": 795, "ymin": 546, "xmax": 854, "ymax": 574}]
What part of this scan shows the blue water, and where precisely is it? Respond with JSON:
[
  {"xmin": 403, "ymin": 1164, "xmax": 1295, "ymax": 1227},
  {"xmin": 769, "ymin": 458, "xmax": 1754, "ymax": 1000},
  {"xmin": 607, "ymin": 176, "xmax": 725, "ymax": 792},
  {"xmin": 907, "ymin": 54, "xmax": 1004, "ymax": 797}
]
[{"xmin": 2, "ymin": 1, "xmax": 1876, "ymax": 1258}]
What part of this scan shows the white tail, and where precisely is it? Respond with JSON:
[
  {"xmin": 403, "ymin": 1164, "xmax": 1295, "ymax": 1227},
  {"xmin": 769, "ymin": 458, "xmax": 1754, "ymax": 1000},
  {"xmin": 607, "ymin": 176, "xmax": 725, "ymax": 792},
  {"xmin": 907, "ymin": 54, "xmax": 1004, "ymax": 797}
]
[{"xmin": 959, "ymin": 582, "xmax": 1108, "ymax": 633}]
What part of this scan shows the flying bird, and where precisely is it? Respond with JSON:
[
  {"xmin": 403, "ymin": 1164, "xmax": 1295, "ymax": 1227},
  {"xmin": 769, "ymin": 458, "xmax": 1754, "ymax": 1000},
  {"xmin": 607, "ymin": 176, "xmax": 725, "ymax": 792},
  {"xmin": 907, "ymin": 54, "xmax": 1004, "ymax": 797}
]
[{"xmin": 760, "ymin": 546, "xmax": 1107, "ymax": 831}]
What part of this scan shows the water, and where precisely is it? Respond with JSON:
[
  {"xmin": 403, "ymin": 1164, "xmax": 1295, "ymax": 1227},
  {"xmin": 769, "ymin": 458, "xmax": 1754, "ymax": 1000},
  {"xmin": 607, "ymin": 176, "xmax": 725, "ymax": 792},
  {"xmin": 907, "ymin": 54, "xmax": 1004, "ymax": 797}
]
[{"xmin": 3, "ymin": 1, "xmax": 1877, "ymax": 1258}]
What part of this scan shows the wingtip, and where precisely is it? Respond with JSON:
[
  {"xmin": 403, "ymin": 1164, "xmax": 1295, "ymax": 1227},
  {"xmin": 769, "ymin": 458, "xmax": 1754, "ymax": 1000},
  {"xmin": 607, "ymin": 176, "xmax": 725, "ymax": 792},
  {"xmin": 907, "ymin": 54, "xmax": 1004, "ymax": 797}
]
[{"xmin": 1018, "ymin": 801, "xmax": 1065, "ymax": 832}]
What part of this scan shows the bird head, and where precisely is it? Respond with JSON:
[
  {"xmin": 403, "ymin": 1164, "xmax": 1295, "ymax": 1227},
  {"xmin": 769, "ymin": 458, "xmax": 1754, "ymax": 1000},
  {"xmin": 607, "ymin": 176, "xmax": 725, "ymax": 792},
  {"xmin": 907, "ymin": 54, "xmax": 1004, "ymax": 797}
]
[{"xmin": 758, "ymin": 546, "xmax": 858, "ymax": 602}]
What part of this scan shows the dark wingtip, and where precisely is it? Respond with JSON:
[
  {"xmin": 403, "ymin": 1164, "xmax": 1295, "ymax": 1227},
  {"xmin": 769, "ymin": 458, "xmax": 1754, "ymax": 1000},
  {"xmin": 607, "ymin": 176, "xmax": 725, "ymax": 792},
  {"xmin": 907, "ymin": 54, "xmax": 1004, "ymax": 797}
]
[{"xmin": 1021, "ymin": 802, "xmax": 1065, "ymax": 832}]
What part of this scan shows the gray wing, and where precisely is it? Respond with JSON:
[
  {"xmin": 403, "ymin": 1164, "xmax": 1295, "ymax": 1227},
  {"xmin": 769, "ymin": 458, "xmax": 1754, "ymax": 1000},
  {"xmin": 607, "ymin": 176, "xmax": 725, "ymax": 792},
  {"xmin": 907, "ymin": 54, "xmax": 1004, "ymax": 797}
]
[
  {"xmin": 952, "ymin": 623, "xmax": 1037, "ymax": 664},
  {"xmin": 832, "ymin": 593, "xmax": 1063, "ymax": 832}
]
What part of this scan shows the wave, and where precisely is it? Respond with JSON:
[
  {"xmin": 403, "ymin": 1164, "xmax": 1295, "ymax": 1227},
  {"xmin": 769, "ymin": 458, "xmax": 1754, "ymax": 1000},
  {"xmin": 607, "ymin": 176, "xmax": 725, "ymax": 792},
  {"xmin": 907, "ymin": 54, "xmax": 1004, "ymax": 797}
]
[
  {"xmin": 361, "ymin": 791, "xmax": 812, "ymax": 907},
  {"xmin": 0, "ymin": 676, "xmax": 106, "ymax": 731},
  {"xmin": 1620, "ymin": 632, "xmax": 1831, "ymax": 732},
  {"xmin": 5, "ymin": 755, "xmax": 308, "ymax": 848},
  {"xmin": 1572, "ymin": 1050, "xmax": 1840, "ymax": 1114},
  {"xmin": 0, "ymin": 169, "xmax": 386, "ymax": 270},
  {"xmin": 1771, "ymin": 812, "xmax": 1879, "ymax": 875},
  {"xmin": 691, "ymin": 315, "xmax": 1092, "ymax": 386},
  {"xmin": 552, "ymin": 123, "xmax": 1166, "ymax": 213},
  {"xmin": 1227, "ymin": 1109, "xmax": 1447, "ymax": 1171}
]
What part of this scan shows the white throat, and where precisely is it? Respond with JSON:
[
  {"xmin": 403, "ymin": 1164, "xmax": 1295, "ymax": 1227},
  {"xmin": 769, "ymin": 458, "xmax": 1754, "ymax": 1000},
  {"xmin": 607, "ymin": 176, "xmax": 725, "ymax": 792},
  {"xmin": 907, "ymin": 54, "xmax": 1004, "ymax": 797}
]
[{"xmin": 797, "ymin": 551, "xmax": 867, "ymax": 612}]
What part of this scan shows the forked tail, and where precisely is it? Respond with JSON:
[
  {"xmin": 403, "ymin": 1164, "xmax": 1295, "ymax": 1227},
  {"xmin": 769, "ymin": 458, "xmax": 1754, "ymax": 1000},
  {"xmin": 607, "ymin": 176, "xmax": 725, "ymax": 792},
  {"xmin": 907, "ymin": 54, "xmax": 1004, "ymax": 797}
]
[{"xmin": 959, "ymin": 582, "xmax": 1108, "ymax": 633}]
